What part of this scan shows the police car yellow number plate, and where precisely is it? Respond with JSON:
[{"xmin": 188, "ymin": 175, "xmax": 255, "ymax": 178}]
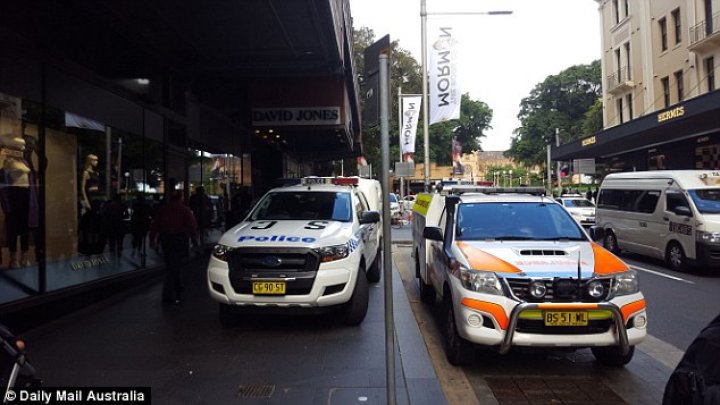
[
  {"xmin": 544, "ymin": 311, "xmax": 588, "ymax": 326},
  {"xmin": 252, "ymin": 281, "xmax": 286, "ymax": 295}
]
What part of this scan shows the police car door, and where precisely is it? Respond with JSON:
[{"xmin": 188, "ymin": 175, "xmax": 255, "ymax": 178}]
[
  {"xmin": 662, "ymin": 187, "xmax": 696, "ymax": 260},
  {"xmin": 356, "ymin": 191, "xmax": 377, "ymax": 258}
]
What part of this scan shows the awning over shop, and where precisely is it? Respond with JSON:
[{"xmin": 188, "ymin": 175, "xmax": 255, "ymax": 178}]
[{"xmin": 554, "ymin": 90, "xmax": 720, "ymax": 161}]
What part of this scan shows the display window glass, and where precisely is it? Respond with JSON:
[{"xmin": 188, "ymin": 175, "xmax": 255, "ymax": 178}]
[{"xmin": 0, "ymin": 92, "xmax": 42, "ymax": 303}]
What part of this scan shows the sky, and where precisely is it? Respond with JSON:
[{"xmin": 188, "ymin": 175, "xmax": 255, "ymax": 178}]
[{"xmin": 349, "ymin": 0, "xmax": 602, "ymax": 152}]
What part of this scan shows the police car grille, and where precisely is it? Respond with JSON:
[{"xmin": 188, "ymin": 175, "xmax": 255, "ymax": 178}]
[
  {"xmin": 227, "ymin": 248, "xmax": 320, "ymax": 295},
  {"xmin": 506, "ymin": 278, "xmax": 612, "ymax": 302}
]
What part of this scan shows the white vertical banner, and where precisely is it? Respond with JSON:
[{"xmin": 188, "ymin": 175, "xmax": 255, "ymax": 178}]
[
  {"xmin": 400, "ymin": 95, "xmax": 422, "ymax": 158},
  {"xmin": 428, "ymin": 24, "xmax": 461, "ymax": 124}
]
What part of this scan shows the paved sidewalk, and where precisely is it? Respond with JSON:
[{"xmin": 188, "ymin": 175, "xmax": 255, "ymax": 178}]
[{"xmin": 18, "ymin": 247, "xmax": 446, "ymax": 405}]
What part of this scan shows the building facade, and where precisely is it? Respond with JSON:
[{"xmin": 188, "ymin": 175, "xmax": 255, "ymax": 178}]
[
  {"xmin": 0, "ymin": 1, "xmax": 361, "ymax": 309},
  {"xmin": 555, "ymin": 0, "xmax": 720, "ymax": 173}
]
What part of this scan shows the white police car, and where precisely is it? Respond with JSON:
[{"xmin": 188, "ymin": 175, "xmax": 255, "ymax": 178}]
[{"xmin": 207, "ymin": 177, "xmax": 382, "ymax": 326}]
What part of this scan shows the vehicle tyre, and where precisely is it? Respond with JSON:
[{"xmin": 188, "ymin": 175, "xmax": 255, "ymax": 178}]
[
  {"xmin": 367, "ymin": 246, "xmax": 382, "ymax": 283},
  {"xmin": 665, "ymin": 241, "xmax": 687, "ymax": 272},
  {"xmin": 603, "ymin": 231, "xmax": 620, "ymax": 255},
  {"xmin": 219, "ymin": 303, "xmax": 239, "ymax": 327},
  {"xmin": 343, "ymin": 268, "xmax": 369, "ymax": 326},
  {"xmin": 416, "ymin": 254, "xmax": 435, "ymax": 304},
  {"xmin": 444, "ymin": 296, "xmax": 475, "ymax": 366},
  {"xmin": 592, "ymin": 345, "xmax": 635, "ymax": 367}
]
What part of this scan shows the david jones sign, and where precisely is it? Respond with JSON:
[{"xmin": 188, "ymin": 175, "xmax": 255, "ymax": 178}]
[{"xmin": 252, "ymin": 107, "xmax": 341, "ymax": 126}]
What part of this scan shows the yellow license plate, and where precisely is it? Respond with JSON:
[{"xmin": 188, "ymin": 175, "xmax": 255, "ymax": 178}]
[
  {"xmin": 252, "ymin": 281, "xmax": 286, "ymax": 295},
  {"xmin": 544, "ymin": 311, "xmax": 588, "ymax": 326}
]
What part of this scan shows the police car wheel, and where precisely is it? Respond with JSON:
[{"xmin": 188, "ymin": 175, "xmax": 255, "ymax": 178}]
[
  {"xmin": 592, "ymin": 345, "xmax": 635, "ymax": 367},
  {"xmin": 444, "ymin": 298, "xmax": 475, "ymax": 366},
  {"xmin": 417, "ymin": 254, "xmax": 435, "ymax": 304},
  {"xmin": 218, "ymin": 303, "xmax": 239, "ymax": 327},
  {"xmin": 343, "ymin": 268, "xmax": 369, "ymax": 326},
  {"xmin": 665, "ymin": 242, "xmax": 687, "ymax": 272},
  {"xmin": 367, "ymin": 247, "xmax": 382, "ymax": 283}
]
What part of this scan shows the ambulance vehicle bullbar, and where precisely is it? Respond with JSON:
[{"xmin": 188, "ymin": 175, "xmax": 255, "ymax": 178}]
[
  {"xmin": 208, "ymin": 177, "xmax": 383, "ymax": 326},
  {"xmin": 412, "ymin": 186, "xmax": 647, "ymax": 366}
]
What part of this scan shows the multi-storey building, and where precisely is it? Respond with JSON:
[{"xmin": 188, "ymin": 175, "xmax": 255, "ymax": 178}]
[{"xmin": 555, "ymin": 0, "xmax": 720, "ymax": 173}]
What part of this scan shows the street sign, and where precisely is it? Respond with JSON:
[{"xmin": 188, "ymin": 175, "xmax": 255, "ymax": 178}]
[
  {"xmin": 395, "ymin": 161, "xmax": 415, "ymax": 177},
  {"xmin": 573, "ymin": 158, "xmax": 596, "ymax": 174}
]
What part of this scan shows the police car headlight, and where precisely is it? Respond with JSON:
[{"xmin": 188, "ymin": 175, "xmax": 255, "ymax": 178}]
[
  {"xmin": 459, "ymin": 266, "xmax": 502, "ymax": 295},
  {"xmin": 696, "ymin": 230, "xmax": 720, "ymax": 244},
  {"xmin": 315, "ymin": 243, "xmax": 350, "ymax": 263},
  {"xmin": 611, "ymin": 269, "xmax": 639, "ymax": 296},
  {"xmin": 212, "ymin": 244, "xmax": 234, "ymax": 261}
]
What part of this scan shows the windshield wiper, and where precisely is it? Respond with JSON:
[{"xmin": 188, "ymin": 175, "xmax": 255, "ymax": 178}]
[
  {"xmin": 536, "ymin": 237, "xmax": 585, "ymax": 241},
  {"xmin": 493, "ymin": 236, "xmax": 535, "ymax": 241}
]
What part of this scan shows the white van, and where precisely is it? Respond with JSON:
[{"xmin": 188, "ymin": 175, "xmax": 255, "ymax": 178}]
[{"xmin": 595, "ymin": 170, "xmax": 720, "ymax": 271}]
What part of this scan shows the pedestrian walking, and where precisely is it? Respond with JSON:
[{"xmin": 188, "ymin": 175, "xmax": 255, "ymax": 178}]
[
  {"xmin": 149, "ymin": 190, "xmax": 197, "ymax": 304},
  {"xmin": 129, "ymin": 192, "xmax": 153, "ymax": 257}
]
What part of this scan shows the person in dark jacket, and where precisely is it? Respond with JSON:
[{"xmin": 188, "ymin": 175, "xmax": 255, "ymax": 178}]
[
  {"xmin": 149, "ymin": 191, "xmax": 197, "ymax": 304},
  {"xmin": 130, "ymin": 192, "xmax": 153, "ymax": 257}
]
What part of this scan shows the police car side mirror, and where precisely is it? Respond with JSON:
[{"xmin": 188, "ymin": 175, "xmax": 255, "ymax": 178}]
[
  {"xmin": 359, "ymin": 211, "xmax": 381, "ymax": 224},
  {"xmin": 423, "ymin": 226, "xmax": 443, "ymax": 241},
  {"xmin": 588, "ymin": 226, "xmax": 605, "ymax": 242},
  {"xmin": 673, "ymin": 206, "xmax": 692, "ymax": 217}
]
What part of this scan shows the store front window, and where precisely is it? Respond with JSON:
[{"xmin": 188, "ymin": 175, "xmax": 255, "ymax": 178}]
[{"xmin": 1, "ymin": 92, "xmax": 42, "ymax": 302}]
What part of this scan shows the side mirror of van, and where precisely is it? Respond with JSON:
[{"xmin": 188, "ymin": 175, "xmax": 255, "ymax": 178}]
[
  {"xmin": 673, "ymin": 206, "xmax": 693, "ymax": 217},
  {"xmin": 588, "ymin": 226, "xmax": 605, "ymax": 242},
  {"xmin": 423, "ymin": 226, "xmax": 444, "ymax": 241},
  {"xmin": 359, "ymin": 211, "xmax": 381, "ymax": 224}
]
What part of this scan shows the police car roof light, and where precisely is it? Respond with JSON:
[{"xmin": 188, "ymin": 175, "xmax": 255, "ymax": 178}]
[
  {"xmin": 332, "ymin": 177, "xmax": 359, "ymax": 186},
  {"xmin": 449, "ymin": 186, "xmax": 546, "ymax": 196}
]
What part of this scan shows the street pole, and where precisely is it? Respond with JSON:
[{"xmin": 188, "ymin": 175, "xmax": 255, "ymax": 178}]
[
  {"xmin": 555, "ymin": 128, "xmax": 561, "ymax": 196},
  {"xmin": 419, "ymin": 4, "xmax": 511, "ymax": 192},
  {"xmin": 379, "ymin": 53, "xmax": 396, "ymax": 405},
  {"xmin": 421, "ymin": 0, "xmax": 430, "ymax": 192},
  {"xmin": 546, "ymin": 144, "xmax": 552, "ymax": 196},
  {"xmin": 398, "ymin": 86, "xmax": 404, "ymax": 207}
]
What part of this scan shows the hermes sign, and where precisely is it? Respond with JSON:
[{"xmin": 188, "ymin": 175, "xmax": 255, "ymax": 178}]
[{"xmin": 252, "ymin": 107, "xmax": 341, "ymax": 126}]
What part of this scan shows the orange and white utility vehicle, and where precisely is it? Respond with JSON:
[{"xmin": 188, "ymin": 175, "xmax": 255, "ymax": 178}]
[{"xmin": 412, "ymin": 186, "xmax": 647, "ymax": 366}]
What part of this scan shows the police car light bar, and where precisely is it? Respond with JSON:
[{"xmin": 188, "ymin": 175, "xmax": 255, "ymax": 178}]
[
  {"xmin": 300, "ymin": 177, "xmax": 359, "ymax": 186},
  {"xmin": 449, "ymin": 186, "xmax": 546, "ymax": 196}
]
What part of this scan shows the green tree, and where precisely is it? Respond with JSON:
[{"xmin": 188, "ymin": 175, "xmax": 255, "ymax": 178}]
[{"xmin": 507, "ymin": 60, "xmax": 602, "ymax": 167}]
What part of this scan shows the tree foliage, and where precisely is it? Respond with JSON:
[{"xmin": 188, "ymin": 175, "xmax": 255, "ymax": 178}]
[
  {"xmin": 507, "ymin": 60, "xmax": 602, "ymax": 167},
  {"xmin": 352, "ymin": 27, "xmax": 493, "ymax": 170}
]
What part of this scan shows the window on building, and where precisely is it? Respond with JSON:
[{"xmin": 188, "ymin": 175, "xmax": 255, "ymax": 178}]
[
  {"xmin": 616, "ymin": 98, "xmax": 624, "ymax": 124},
  {"xmin": 659, "ymin": 17, "xmax": 668, "ymax": 51},
  {"xmin": 661, "ymin": 76, "xmax": 670, "ymax": 107},
  {"xmin": 615, "ymin": 49, "xmax": 622, "ymax": 81},
  {"xmin": 624, "ymin": 42, "xmax": 631, "ymax": 79},
  {"xmin": 672, "ymin": 8, "xmax": 682, "ymax": 44},
  {"xmin": 675, "ymin": 70, "xmax": 684, "ymax": 101},
  {"xmin": 623, "ymin": 0, "xmax": 629, "ymax": 18},
  {"xmin": 613, "ymin": 0, "xmax": 620, "ymax": 24},
  {"xmin": 707, "ymin": 56, "xmax": 716, "ymax": 92},
  {"xmin": 626, "ymin": 93, "xmax": 633, "ymax": 120}
]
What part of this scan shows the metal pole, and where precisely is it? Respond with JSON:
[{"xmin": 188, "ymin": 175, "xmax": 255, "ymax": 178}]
[
  {"xmin": 421, "ymin": 0, "xmax": 430, "ymax": 192},
  {"xmin": 555, "ymin": 128, "xmax": 561, "ymax": 196},
  {"xmin": 398, "ymin": 87, "xmax": 404, "ymax": 209},
  {"xmin": 379, "ymin": 53, "xmax": 396, "ymax": 405},
  {"xmin": 546, "ymin": 144, "xmax": 552, "ymax": 196}
]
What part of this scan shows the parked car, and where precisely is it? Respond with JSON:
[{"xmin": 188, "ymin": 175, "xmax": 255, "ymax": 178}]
[
  {"xmin": 556, "ymin": 194, "xmax": 596, "ymax": 227},
  {"xmin": 389, "ymin": 193, "xmax": 401, "ymax": 218},
  {"xmin": 401, "ymin": 194, "xmax": 416, "ymax": 210}
]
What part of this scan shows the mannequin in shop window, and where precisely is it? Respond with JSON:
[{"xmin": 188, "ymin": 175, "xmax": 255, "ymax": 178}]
[
  {"xmin": 81, "ymin": 154, "xmax": 100, "ymax": 211},
  {"xmin": 0, "ymin": 133, "xmax": 33, "ymax": 268}
]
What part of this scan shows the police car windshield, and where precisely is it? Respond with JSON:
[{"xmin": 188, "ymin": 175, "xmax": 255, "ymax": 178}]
[
  {"xmin": 250, "ymin": 191, "xmax": 352, "ymax": 221},
  {"xmin": 688, "ymin": 189, "xmax": 720, "ymax": 214},
  {"xmin": 455, "ymin": 202, "xmax": 585, "ymax": 241}
]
